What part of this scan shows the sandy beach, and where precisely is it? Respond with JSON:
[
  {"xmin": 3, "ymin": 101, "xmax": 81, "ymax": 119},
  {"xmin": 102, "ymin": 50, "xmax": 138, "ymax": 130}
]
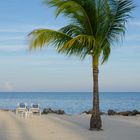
[{"xmin": 0, "ymin": 111, "xmax": 140, "ymax": 140}]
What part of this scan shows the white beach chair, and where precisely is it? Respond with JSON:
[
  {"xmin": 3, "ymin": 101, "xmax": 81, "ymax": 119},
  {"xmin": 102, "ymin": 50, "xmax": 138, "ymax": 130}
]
[
  {"xmin": 16, "ymin": 103, "xmax": 28, "ymax": 115},
  {"xmin": 29, "ymin": 104, "xmax": 41, "ymax": 115}
]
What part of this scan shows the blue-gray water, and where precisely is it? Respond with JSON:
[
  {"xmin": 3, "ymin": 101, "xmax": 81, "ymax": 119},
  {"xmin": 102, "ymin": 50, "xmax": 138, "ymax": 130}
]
[{"xmin": 0, "ymin": 92, "xmax": 140, "ymax": 114}]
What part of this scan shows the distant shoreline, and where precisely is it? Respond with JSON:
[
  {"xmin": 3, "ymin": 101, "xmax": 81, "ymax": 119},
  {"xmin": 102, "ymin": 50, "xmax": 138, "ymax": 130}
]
[
  {"xmin": 0, "ymin": 91, "xmax": 140, "ymax": 93},
  {"xmin": 1, "ymin": 108, "xmax": 140, "ymax": 117},
  {"xmin": 0, "ymin": 92, "xmax": 140, "ymax": 114}
]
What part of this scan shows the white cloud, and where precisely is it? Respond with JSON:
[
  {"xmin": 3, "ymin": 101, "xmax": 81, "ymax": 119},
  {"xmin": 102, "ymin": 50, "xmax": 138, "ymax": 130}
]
[
  {"xmin": 0, "ymin": 44, "xmax": 28, "ymax": 52},
  {"xmin": 0, "ymin": 81, "xmax": 14, "ymax": 91},
  {"xmin": 0, "ymin": 24, "xmax": 59, "ymax": 33},
  {"xmin": 125, "ymin": 34, "xmax": 140, "ymax": 41},
  {"xmin": 0, "ymin": 24, "xmax": 60, "ymax": 52},
  {"xmin": 129, "ymin": 21, "xmax": 140, "ymax": 26},
  {"xmin": 0, "ymin": 35, "xmax": 25, "ymax": 41}
]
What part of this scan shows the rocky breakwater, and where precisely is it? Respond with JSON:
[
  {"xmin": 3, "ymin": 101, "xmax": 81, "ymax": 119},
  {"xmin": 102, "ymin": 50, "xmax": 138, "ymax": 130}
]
[
  {"xmin": 108, "ymin": 109, "xmax": 140, "ymax": 116},
  {"xmin": 42, "ymin": 108, "xmax": 65, "ymax": 115}
]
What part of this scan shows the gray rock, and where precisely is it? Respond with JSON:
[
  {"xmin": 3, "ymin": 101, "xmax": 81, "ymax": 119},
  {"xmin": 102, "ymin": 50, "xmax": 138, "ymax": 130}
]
[
  {"xmin": 82, "ymin": 110, "xmax": 105, "ymax": 115},
  {"xmin": 108, "ymin": 109, "xmax": 117, "ymax": 115},
  {"xmin": 43, "ymin": 108, "xmax": 65, "ymax": 115},
  {"xmin": 118, "ymin": 111, "xmax": 131, "ymax": 116},
  {"xmin": 56, "ymin": 110, "xmax": 65, "ymax": 115},
  {"xmin": 82, "ymin": 110, "xmax": 92, "ymax": 114},
  {"xmin": 43, "ymin": 108, "xmax": 55, "ymax": 114},
  {"xmin": 130, "ymin": 110, "xmax": 140, "ymax": 115},
  {"xmin": 118, "ymin": 110, "xmax": 140, "ymax": 116}
]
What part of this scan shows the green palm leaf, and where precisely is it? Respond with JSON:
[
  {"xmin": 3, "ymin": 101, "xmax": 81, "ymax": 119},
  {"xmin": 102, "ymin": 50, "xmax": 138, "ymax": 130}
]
[
  {"xmin": 29, "ymin": 0, "xmax": 134, "ymax": 62},
  {"xmin": 45, "ymin": 0, "xmax": 94, "ymax": 35},
  {"xmin": 29, "ymin": 0, "xmax": 135, "ymax": 130},
  {"xmin": 59, "ymin": 35, "xmax": 95, "ymax": 58},
  {"xmin": 28, "ymin": 29, "xmax": 72, "ymax": 50}
]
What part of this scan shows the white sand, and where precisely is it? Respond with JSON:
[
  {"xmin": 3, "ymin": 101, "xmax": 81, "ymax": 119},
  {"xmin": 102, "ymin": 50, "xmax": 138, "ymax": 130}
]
[{"xmin": 0, "ymin": 111, "xmax": 140, "ymax": 140}]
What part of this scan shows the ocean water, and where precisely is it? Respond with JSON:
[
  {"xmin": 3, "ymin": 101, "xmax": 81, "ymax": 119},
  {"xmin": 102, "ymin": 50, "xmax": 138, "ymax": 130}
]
[{"xmin": 0, "ymin": 92, "xmax": 140, "ymax": 114}]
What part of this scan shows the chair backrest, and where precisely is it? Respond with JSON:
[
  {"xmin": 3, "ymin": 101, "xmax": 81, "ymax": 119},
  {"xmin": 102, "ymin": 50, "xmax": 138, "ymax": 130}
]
[
  {"xmin": 19, "ymin": 103, "xmax": 26, "ymax": 108},
  {"xmin": 32, "ymin": 104, "xmax": 39, "ymax": 108}
]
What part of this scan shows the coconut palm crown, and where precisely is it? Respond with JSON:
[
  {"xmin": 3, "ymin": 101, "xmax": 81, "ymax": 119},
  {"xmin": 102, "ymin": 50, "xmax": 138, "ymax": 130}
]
[{"xmin": 28, "ymin": 0, "xmax": 135, "ymax": 130}]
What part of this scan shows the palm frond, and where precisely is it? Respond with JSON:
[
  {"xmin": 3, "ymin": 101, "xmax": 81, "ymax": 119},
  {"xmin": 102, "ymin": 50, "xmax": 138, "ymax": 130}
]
[
  {"xmin": 101, "ymin": 41, "xmax": 111, "ymax": 64},
  {"xmin": 59, "ymin": 35, "xmax": 95, "ymax": 58},
  {"xmin": 28, "ymin": 29, "xmax": 72, "ymax": 50},
  {"xmin": 95, "ymin": 0, "xmax": 135, "ymax": 64},
  {"xmin": 45, "ymin": 0, "xmax": 93, "ymax": 35},
  {"xmin": 107, "ymin": 0, "xmax": 135, "ymax": 42},
  {"xmin": 59, "ymin": 24, "xmax": 85, "ymax": 37},
  {"xmin": 29, "ymin": 0, "xmax": 135, "ymax": 63}
]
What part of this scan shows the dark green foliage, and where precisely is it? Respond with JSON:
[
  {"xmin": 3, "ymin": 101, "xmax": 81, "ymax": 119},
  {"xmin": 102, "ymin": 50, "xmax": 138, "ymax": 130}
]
[{"xmin": 29, "ymin": 0, "xmax": 135, "ymax": 62}]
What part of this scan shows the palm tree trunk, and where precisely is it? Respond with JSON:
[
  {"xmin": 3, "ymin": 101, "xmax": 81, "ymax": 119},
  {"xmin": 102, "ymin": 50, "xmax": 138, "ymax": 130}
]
[{"xmin": 90, "ymin": 55, "xmax": 102, "ymax": 130}]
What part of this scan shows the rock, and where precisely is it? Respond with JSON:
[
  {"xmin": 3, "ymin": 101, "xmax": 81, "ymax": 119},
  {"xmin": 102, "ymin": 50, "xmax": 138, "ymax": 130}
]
[
  {"xmin": 82, "ymin": 110, "xmax": 105, "ymax": 115},
  {"xmin": 56, "ymin": 110, "xmax": 65, "ymax": 115},
  {"xmin": 108, "ymin": 109, "xmax": 117, "ymax": 115},
  {"xmin": 118, "ymin": 111, "xmax": 132, "ymax": 116},
  {"xmin": 130, "ymin": 110, "xmax": 140, "ymax": 116},
  {"xmin": 118, "ymin": 110, "xmax": 140, "ymax": 116},
  {"xmin": 43, "ymin": 108, "xmax": 65, "ymax": 115},
  {"xmin": 43, "ymin": 108, "xmax": 55, "ymax": 114},
  {"xmin": 82, "ymin": 110, "xmax": 92, "ymax": 114},
  {"xmin": 107, "ymin": 109, "xmax": 140, "ymax": 116}
]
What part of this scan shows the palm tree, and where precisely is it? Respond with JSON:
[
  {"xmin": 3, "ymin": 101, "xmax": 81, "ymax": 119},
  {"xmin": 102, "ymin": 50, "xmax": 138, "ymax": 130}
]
[{"xmin": 28, "ymin": 0, "xmax": 134, "ymax": 130}]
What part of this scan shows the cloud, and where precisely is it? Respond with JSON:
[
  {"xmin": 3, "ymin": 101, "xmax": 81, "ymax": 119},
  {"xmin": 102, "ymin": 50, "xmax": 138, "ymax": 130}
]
[
  {"xmin": 129, "ymin": 21, "xmax": 140, "ymax": 26},
  {"xmin": 0, "ymin": 24, "xmax": 59, "ymax": 33},
  {"xmin": 0, "ymin": 81, "xmax": 14, "ymax": 91},
  {"xmin": 0, "ymin": 35, "xmax": 26, "ymax": 41},
  {"xmin": 125, "ymin": 34, "xmax": 140, "ymax": 41},
  {"xmin": 0, "ymin": 44, "xmax": 28, "ymax": 52},
  {"xmin": 0, "ymin": 24, "xmax": 60, "ymax": 52}
]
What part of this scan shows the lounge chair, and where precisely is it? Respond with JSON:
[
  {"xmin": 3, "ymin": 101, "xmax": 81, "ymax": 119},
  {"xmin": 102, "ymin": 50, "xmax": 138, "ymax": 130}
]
[
  {"xmin": 16, "ymin": 103, "xmax": 28, "ymax": 115},
  {"xmin": 29, "ymin": 104, "xmax": 41, "ymax": 115}
]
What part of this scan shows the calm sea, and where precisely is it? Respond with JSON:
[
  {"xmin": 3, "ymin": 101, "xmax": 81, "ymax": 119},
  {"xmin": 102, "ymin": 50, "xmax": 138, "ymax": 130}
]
[{"xmin": 0, "ymin": 92, "xmax": 140, "ymax": 114}]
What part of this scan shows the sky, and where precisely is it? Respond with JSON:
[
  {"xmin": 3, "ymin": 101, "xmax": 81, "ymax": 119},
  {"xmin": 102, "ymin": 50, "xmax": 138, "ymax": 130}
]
[{"xmin": 0, "ymin": 0, "xmax": 140, "ymax": 92}]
